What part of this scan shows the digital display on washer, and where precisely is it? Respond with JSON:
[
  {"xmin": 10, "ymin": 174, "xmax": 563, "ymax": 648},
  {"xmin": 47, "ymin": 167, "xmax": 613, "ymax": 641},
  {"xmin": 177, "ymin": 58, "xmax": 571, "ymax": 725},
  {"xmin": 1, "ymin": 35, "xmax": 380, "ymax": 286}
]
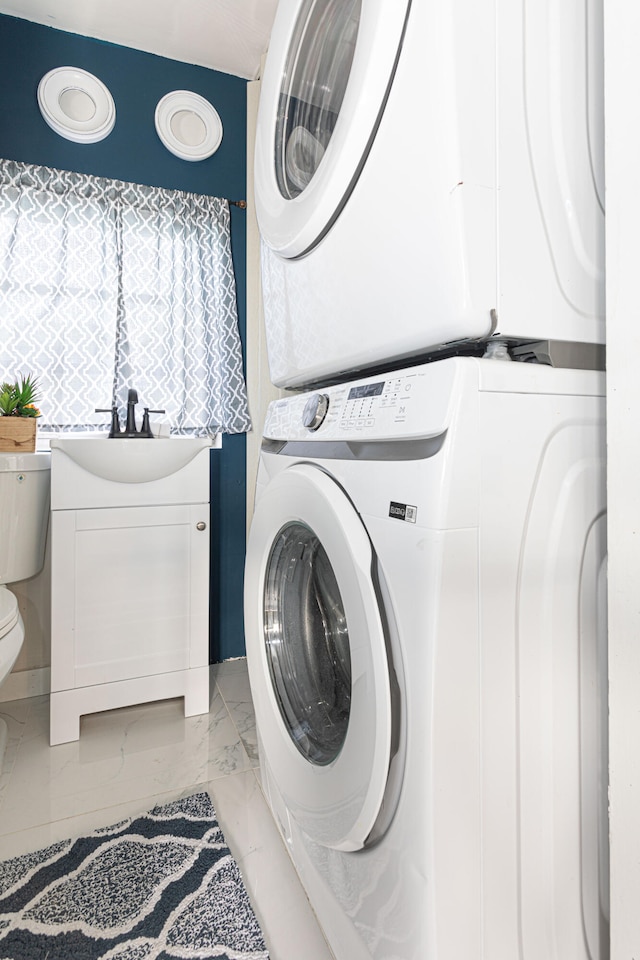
[{"xmin": 347, "ymin": 381, "xmax": 385, "ymax": 400}]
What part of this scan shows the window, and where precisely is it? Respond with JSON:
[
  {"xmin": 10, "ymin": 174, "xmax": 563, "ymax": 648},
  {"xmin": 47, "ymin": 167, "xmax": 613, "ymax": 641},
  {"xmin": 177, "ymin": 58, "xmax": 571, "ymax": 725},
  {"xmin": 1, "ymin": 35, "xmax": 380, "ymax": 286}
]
[{"xmin": 0, "ymin": 158, "xmax": 251, "ymax": 435}]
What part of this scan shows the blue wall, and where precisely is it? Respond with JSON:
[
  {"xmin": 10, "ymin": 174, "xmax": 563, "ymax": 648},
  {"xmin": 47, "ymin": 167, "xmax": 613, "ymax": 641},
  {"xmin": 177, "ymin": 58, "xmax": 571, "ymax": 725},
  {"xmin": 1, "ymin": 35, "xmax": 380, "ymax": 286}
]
[{"xmin": 0, "ymin": 14, "xmax": 248, "ymax": 662}]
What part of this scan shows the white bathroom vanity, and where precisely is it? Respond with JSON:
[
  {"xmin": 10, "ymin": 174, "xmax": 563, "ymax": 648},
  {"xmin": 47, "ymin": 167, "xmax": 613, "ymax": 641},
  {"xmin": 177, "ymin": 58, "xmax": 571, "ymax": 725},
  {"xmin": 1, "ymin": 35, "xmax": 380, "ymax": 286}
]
[{"xmin": 49, "ymin": 436, "xmax": 213, "ymax": 745}]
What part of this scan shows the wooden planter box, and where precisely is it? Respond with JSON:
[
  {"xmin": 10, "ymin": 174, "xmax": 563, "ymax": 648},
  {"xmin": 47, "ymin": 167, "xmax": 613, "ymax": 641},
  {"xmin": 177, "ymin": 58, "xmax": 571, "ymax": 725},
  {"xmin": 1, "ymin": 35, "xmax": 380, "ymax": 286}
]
[{"xmin": 0, "ymin": 416, "xmax": 37, "ymax": 453}]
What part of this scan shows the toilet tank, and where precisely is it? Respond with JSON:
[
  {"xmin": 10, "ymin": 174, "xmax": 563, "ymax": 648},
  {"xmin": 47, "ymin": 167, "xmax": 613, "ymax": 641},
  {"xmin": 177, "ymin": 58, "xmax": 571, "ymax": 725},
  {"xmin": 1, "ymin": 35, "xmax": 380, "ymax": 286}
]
[{"xmin": 0, "ymin": 452, "xmax": 51, "ymax": 583}]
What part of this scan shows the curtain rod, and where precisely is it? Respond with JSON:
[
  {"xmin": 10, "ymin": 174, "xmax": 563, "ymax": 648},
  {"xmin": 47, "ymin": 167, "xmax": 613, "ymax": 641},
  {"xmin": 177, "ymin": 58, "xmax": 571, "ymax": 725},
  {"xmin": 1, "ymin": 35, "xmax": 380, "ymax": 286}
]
[{"xmin": 229, "ymin": 200, "xmax": 247, "ymax": 209}]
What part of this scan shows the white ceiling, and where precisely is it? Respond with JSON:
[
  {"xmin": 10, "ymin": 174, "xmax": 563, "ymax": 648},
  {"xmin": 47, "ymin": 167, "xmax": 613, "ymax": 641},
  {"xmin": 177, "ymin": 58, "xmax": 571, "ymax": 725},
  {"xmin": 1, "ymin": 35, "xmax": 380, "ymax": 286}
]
[{"xmin": 0, "ymin": 0, "xmax": 278, "ymax": 80}]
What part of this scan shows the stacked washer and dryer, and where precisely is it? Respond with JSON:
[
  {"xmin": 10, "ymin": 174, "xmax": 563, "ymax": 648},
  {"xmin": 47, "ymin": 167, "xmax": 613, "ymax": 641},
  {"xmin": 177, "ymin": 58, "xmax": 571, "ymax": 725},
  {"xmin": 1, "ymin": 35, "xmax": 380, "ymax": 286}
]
[{"xmin": 245, "ymin": 2, "xmax": 608, "ymax": 959}]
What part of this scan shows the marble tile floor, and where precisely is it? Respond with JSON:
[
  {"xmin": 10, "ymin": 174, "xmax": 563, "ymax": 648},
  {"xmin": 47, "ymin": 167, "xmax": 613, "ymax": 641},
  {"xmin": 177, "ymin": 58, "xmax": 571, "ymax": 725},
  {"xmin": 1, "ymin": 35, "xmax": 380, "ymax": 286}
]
[{"xmin": 0, "ymin": 657, "xmax": 334, "ymax": 960}]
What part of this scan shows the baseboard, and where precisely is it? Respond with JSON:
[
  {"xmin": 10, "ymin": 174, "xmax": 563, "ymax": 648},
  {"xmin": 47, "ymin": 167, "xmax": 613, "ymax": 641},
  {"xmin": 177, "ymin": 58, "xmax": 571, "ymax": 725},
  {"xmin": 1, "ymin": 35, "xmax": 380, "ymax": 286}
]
[{"xmin": 0, "ymin": 667, "xmax": 51, "ymax": 702}]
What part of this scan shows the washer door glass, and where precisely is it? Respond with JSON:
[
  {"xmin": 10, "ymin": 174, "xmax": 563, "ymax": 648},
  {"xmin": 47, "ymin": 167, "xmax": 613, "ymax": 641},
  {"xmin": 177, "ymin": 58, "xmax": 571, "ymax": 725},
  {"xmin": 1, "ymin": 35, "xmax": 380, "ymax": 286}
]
[
  {"xmin": 264, "ymin": 521, "xmax": 351, "ymax": 765},
  {"xmin": 275, "ymin": 0, "xmax": 361, "ymax": 200}
]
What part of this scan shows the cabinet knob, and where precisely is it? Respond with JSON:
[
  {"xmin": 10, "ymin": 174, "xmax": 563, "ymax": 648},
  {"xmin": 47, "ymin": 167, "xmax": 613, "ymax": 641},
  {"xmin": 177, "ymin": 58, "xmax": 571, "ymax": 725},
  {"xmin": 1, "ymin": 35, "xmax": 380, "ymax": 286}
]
[{"xmin": 196, "ymin": 521, "xmax": 207, "ymax": 531}]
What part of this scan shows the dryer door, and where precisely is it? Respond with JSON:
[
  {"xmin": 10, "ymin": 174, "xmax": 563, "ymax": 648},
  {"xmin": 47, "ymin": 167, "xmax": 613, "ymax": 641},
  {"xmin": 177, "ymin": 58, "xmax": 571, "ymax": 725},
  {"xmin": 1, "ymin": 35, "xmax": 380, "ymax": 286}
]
[
  {"xmin": 255, "ymin": 0, "xmax": 411, "ymax": 258},
  {"xmin": 245, "ymin": 463, "xmax": 393, "ymax": 852}
]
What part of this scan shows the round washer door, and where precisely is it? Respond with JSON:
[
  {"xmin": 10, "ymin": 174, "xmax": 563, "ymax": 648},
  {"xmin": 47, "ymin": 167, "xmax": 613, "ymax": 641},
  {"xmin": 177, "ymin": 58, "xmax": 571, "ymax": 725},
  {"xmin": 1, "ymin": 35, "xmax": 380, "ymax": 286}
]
[
  {"xmin": 255, "ymin": 0, "xmax": 411, "ymax": 259},
  {"xmin": 245, "ymin": 462, "xmax": 393, "ymax": 852}
]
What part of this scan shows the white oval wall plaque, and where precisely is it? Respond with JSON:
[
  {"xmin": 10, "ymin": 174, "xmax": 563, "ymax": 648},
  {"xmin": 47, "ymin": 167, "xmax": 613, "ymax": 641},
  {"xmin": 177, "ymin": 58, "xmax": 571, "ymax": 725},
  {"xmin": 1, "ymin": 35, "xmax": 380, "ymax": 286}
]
[
  {"xmin": 155, "ymin": 90, "xmax": 223, "ymax": 161},
  {"xmin": 38, "ymin": 67, "xmax": 116, "ymax": 143}
]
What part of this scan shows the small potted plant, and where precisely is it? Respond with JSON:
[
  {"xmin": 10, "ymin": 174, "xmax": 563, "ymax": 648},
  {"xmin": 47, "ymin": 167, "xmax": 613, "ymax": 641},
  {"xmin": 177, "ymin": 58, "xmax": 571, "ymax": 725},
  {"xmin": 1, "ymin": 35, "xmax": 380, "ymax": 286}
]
[{"xmin": 0, "ymin": 373, "xmax": 42, "ymax": 453}]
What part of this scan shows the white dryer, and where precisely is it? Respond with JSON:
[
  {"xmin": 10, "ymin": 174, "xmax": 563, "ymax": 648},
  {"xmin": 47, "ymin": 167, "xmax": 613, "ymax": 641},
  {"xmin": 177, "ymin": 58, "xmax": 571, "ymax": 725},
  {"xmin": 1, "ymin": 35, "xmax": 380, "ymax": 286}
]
[
  {"xmin": 255, "ymin": 0, "xmax": 605, "ymax": 388},
  {"xmin": 244, "ymin": 357, "xmax": 608, "ymax": 960}
]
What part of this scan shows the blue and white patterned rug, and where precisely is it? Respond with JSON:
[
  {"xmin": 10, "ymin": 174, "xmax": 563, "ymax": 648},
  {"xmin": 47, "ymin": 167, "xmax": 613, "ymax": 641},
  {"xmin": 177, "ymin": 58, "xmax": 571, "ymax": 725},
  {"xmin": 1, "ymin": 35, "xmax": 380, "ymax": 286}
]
[{"xmin": 0, "ymin": 792, "xmax": 270, "ymax": 959}]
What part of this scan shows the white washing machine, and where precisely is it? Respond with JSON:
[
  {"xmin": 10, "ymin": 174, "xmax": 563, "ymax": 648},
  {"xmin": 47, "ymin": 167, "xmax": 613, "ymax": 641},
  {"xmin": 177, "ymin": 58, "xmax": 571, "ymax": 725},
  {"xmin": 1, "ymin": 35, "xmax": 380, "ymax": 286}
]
[
  {"xmin": 255, "ymin": 0, "xmax": 605, "ymax": 388},
  {"xmin": 244, "ymin": 357, "xmax": 608, "ymax": 960}
]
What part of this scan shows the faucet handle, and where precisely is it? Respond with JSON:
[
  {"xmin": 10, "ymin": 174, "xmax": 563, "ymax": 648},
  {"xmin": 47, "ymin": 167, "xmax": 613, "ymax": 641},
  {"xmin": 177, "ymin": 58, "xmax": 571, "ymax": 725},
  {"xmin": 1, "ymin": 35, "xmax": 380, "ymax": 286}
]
[
  {"xmin": 140, "ymin": 407, "xmax": 167, "ymax": 438},
  {"xmin": 95, "ymin": 405, "xmax": 122, "ymax": 438}
]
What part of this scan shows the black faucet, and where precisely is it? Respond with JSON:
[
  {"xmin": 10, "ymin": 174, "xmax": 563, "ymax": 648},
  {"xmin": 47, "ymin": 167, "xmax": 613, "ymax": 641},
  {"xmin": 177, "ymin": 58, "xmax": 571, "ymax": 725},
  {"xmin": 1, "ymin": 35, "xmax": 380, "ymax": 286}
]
[
  {"xmin": 123, "ymin": 388, "xmax": 139, "ymax": 437},
  {"xmin": 95, "ymin": 388, "xmax": 165, "ymax": 438}
]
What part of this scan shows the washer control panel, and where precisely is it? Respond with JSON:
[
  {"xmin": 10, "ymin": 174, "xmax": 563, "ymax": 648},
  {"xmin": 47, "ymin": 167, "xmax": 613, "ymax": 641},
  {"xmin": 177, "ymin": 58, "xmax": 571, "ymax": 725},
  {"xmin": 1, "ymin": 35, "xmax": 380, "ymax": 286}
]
[
  {"xmin": 340, "ymin": 378, "xmax": 410, "ymax": 431},
  {"xmin": 266, "ymin": 360, "xmax": 462, "ymax": 443}
]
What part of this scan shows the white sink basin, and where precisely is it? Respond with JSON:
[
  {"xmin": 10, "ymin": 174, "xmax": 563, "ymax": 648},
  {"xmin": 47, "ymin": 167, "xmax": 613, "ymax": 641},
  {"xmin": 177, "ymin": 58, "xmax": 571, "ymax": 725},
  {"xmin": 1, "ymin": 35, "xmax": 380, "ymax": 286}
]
[{"xmin": 50, "ymin": 436, "xmax": 212, "ymax": 483}]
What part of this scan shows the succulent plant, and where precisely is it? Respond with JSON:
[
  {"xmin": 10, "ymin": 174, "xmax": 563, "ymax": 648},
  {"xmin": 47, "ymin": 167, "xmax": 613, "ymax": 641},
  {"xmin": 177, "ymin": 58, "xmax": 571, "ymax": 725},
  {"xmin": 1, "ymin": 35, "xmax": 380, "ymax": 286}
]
[{"xmin": 0, "ymin": 373, "xmax": 42, "ymax": 417}]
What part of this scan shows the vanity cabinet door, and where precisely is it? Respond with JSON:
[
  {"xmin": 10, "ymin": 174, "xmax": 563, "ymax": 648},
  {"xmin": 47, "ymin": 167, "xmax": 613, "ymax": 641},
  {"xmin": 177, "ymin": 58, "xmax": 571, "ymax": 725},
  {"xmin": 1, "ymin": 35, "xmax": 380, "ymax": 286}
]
[{"xmin": 51, "ymin": 504, "xmax": 210, "ymax": 692}]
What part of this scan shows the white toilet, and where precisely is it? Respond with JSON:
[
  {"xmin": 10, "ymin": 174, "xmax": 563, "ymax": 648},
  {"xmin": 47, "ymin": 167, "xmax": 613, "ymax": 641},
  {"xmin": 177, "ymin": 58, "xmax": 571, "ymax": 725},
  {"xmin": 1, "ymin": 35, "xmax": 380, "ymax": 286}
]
[{"xmin": 0, "ymin": 451, "xmax": 51, "ymax": 765}]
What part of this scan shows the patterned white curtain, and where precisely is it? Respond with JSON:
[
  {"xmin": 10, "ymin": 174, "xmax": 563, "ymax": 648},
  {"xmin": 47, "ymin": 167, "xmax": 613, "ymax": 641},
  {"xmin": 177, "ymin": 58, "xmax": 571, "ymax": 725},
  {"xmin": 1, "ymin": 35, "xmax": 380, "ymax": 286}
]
[{"xmin": 0, "ymin": 158, "xmax": 251, "ymax": 435}]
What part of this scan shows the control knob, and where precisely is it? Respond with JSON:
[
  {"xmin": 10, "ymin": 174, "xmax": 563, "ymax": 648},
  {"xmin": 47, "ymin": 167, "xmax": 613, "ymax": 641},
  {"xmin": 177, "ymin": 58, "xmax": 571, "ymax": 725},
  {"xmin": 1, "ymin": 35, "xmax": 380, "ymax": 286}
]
[{"xmin": 302, "ymin": 393, "xmax": 329, "ymax": 431}]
